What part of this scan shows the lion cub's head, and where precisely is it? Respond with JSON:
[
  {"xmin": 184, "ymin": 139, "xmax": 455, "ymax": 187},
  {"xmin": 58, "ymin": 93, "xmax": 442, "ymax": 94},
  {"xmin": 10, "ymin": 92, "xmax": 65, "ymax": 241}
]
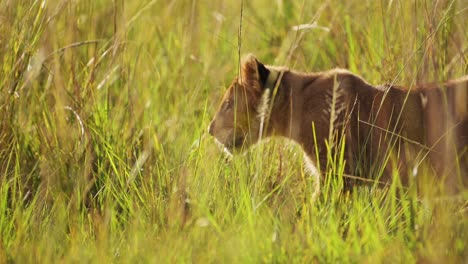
[{"xmin": 208, "ymin": 54, "xmax": 275, "ymax": 153}]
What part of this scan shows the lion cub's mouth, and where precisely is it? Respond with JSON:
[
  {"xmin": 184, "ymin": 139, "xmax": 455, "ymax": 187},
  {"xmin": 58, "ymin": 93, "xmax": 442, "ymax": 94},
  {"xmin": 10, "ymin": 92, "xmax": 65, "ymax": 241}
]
[
  {"xmin": 233, "ymin": 136, "xmax": 245, "ymax": 148},
  {"xmin": 213, "ymin": 135, "xmax": 246, "ymax": 154},
  {"xmin": 224, "ymin": 136, "xmax": 245, "ymax": 150},
  {"xmin": 211, "ymin": 125, "xmax": 249, "ymax": 157},
  {"xmin": 213, "ymin": 138, "xmax": 234, "ymax": 158},
  {"xmin": 212, "ymin": 136, "xmax": 244, "ymax": 158}
]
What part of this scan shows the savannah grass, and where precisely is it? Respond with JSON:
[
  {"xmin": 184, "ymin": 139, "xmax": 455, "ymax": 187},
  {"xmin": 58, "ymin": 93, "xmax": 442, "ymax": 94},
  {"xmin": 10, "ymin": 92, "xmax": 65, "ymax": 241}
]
[{"xmin": 0, "ymin": 0, "xmax": 467, "ymax": 262}]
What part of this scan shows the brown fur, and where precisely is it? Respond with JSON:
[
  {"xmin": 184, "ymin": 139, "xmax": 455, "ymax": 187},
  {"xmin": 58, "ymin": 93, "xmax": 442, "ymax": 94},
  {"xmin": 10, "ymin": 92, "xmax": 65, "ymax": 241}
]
[{"xmin": 209, "ymin": 54, "xmax": 468, "ymax": 192}]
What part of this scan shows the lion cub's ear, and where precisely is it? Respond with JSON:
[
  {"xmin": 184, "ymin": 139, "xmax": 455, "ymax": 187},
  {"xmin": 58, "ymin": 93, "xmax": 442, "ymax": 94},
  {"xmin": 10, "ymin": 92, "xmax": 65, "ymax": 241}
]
[{"xmin": 240, "ymin": 54, "xmax": 270, "ymax": 91}]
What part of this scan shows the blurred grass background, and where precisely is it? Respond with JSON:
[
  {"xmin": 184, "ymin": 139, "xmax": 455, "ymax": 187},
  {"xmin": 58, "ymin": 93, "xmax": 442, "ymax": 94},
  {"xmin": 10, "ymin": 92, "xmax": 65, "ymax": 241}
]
[{"xmin": 0, "ymin": 0, "xmax": 467, "ymax": 262}]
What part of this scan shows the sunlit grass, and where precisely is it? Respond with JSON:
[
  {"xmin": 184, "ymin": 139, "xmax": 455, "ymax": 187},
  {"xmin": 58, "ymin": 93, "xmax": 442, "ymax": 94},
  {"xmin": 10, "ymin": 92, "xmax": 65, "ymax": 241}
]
[{"xmin": 0, "ymin": 0, "xmax": 467, "ymax": 262}]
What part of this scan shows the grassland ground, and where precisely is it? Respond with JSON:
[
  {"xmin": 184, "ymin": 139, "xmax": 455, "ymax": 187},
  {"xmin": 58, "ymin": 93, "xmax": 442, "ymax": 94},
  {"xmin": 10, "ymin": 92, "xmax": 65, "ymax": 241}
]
[{"xmin": 0, "ymin": 0, "xmax": 467, "ymax": 262}]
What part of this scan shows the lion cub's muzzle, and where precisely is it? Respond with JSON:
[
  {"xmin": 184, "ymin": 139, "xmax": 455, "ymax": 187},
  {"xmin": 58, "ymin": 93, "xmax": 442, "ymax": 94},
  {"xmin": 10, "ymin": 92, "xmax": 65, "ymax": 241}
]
[{"xmin": 208, "ymin": 120, "xmax": 246, "ymax": 152}]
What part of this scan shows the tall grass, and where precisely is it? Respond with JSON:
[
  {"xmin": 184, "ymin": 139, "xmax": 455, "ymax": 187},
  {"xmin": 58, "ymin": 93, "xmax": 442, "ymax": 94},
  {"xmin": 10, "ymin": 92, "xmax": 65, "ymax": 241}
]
[{"xmin": 0, "ymin": 0, "xmax": 467, "ymax": 262}]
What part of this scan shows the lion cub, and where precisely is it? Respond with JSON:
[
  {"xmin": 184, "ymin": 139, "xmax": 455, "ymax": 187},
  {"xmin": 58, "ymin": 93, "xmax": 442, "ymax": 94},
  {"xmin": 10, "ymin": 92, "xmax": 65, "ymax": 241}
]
[{"xmin": 209, "ymin": 54, "xmax": 467, "ymax": 191}]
